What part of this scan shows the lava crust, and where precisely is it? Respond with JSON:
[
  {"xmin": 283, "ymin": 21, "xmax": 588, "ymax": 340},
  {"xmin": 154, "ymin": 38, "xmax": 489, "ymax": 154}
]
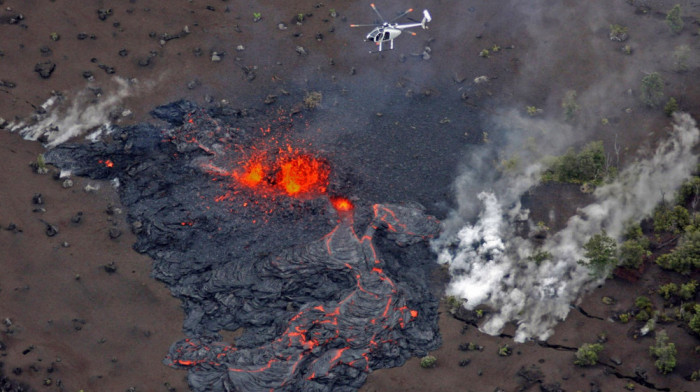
[{"xmin": 45, "ymin": 101, "xmax": 442, "ymax": 391}]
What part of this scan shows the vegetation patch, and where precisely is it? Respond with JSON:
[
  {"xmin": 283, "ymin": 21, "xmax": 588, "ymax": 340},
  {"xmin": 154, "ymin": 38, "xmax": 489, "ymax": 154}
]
[{"xmin": 541, "ymin": 141, "xmax": 614, "ymax": 186}]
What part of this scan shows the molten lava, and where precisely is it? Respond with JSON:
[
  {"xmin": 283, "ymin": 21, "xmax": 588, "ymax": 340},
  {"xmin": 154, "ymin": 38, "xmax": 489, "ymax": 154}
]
[
  {"xmin": 276, "ymin": 155, "xmax": 329, "ymax": 196},
  {"xmin": 235, "ymin": 158, "xmax": 265, "ymax": 187},
  {"xmin": 98, "ymin": 159, "xmax": 114, "ymax": 168},
  {"xmin": 227, "ymin": 152, "xmax": 330, "ymax": 199},
  {"xmin": 331, "ymin": 197, "xmax": 353, "ymax": 212}
]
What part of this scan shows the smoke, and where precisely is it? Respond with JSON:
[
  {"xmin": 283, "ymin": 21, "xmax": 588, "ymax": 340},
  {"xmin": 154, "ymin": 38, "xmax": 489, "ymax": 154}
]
[
  {"xmin": 433, "ymin": 112, "xmax": 699, "ymax": 342},
  {"xmin": 11, "ymin": 77, "xmax": 144, "ymax": 148}
]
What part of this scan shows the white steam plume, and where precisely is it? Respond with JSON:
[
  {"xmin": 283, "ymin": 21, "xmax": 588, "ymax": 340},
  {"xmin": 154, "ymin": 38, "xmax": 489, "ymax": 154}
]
[
  {"xmin": 433, "ymin": 113, "xmax": 699, "ymax": 342},
  {"xmin": 11, "ymin": 77, "xmax": 142, "ymax": 148}
]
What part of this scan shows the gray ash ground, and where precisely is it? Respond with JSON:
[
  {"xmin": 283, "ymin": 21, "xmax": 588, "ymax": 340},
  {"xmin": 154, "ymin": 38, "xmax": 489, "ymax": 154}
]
[{"xmin": 44, "ymin": 100, "xmax": 443, "ymax": 391}]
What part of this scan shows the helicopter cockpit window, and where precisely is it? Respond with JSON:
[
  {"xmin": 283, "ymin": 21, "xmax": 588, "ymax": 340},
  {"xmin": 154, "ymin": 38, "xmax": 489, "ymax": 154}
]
[{"xmin": 383, "ymin": 31, "xmax": 390, "ymax": 41}]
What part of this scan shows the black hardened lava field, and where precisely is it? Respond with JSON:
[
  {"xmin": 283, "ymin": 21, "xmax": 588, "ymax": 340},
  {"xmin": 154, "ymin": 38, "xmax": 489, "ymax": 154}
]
[{"xmin": 45, "ymin": 101, "xmax": 442, "ymax": 391}]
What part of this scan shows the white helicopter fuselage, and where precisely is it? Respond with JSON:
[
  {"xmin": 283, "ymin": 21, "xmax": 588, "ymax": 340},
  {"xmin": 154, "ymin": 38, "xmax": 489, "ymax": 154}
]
[
  {"xmin": 366, "ymin": 24, "xmax": 403, "ymax": 45},
  {"xmin": 359, "ymin": 9, "xmax": 431, "ymax": 52}
]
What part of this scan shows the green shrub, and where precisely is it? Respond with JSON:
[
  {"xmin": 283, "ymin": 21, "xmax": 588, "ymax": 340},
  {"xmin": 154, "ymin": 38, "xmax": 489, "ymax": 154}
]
[
  {"xmin": 574, "ymin": 343, "xmax": 604, "ymax": 366},
  {"xmin": 420, "ymin": 355, "xmax": 437, "ymax": 368},
  {"xmin": 677, "ymin": 176, "xmax": 700, "ymax": 205},
  {"xmin": 636, "ymin": 309, "xmax": 651, "ymax": 322},
  {"xmin": 498, "ymin": 344, "xmax": 512, "ymax": 356},
  {"xmin": 528, "ymin": 250, "xmax": 553, "ymax": 265},
  {"xmin": 619, "ymin": 239, "xmax": 650, "ymax": 269},
  {"xmin": 653, "ymin": 204, "xmax": 690, "ymax": 234},
  {"xmin": 578, "ymin": 231, "xmax": 618, "ymax": 277},
  {"xmin": 656, "ymin": 231, "xmax": 700, "ymax": 275},
  {"xmin": 672, "ymin": 45, "xmax": 690, "ymax": 72},
  {"xmin": 640, "ymin": 73, "xmax": 664, "ymax": 108},
  {"xmin": 619, "ymin": 313, "xmax": 632, "ymax": 323},
  {"xmin": 666, "ymin": 4, "xmax": 684, "ymax": 34},
  {"xmin": 649, "ymin": 331, "xmax": 677, "ymax": 374},
  {"xmin": 658, "ymin": 283, "xmax": 678, "ymax": 300},
  {"xmin": 624, "ymin": 223, "xmax": 645, "ymax": 242},
  {"xmin": 542, "ymin": 141, "xmax": 611, "ymax": 185},
  {"xmin": 689, "ymin": 304, "xmax": 700, "ymax": 335},
  {"xmin": 635, "ymin": 296, "xmax": 654, "ymax": 313},
  {"xmin": 664, "ymin": 97, "xmax": 679, "ymax": 117},
  {"xmin": 679, "ymin": 280, "xmax": 698, "ymax": 300},
  {"xmin": 445, "ymin": 295, "xmax": 463, "ymax": 315}
]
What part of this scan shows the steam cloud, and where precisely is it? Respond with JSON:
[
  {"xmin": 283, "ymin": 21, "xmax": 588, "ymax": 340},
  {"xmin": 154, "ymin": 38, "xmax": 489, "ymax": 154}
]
[
  {"xmin": 433, "ymin": 113, "xmax": 699, "ymax": 342},
  {"xmin": 11, "ymin": 77, "xmax": 142, "ymax": 148}
]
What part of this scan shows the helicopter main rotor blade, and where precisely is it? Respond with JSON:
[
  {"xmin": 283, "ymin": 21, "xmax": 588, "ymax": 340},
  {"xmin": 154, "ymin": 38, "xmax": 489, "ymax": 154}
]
[
  {"xmin": 350, "ymin": 23, "xmax": 379, "ymax": 27},
  {"xmin": 389, "ymin": 8, "xmax": 413, "ymax": 23},
  {"xmin": 370, "ymin": 3, "xmax": 386, "ymax": 22}
]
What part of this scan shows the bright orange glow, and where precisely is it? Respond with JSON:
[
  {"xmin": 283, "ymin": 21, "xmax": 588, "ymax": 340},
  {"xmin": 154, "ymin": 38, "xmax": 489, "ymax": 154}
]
[
  {"xmin": 98, "ymin": 159, "xmax": 114, "ymax": 168},
  {"xmin": 237, "ymin": 160, "xmax": 265, "ymax": 187},
  {"xmin": 276, "ymin": 155, "xmax": 329, "ymax": 196},
  {"xmin": 331, "ymin": 197, "xmax": 353, "ymax": 212},
  {"xmin": 410, "ymin": 310, "xmax": 418, "ymax": 318}
]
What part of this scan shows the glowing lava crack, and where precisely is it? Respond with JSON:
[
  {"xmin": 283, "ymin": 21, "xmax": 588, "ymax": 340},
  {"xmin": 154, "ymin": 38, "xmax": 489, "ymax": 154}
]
[{"xmin": 165, "ymin": 202, "xmax": 440, "ymax": 391}]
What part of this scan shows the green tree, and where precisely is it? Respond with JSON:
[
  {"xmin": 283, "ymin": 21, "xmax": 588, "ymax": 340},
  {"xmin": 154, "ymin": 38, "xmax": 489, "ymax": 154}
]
[
  {"xmin": 624, "ymin": 223, "xmax": 645, "ymax": 242},
  {"xmin": 619, "ymin": 239, "xmax": 650, "ymax": 269},
  {"xmin": 653, "ymin": 204, "xmax": 690, "ymax": 234},
  {"xmin": 666, "ymin": 4, "xmax": 684, "ymax": 34},
  {"xmin": 649, "ymin": 330, "xmax": 677, "ymax": 374},
  {"xmin": 542, "ymin": 141, "xmax": 610, "ymax": 185},
  {"xmin": 579, "ymin": 231, "xmax": 618, "ymax": 277},
  {"xmin": 656, "ymin": 231, "xmax": 700, "ymax": 275},
  {"xmin": 640, "ymin": 73, "xmax": 665, "ymax": 108},
  {"xmin": 676, "ymin": 176, "xmax": 700, "ymax": 205},
  {"xmin": 574, "ymin": 343, "xmax": 604, "ymax": 366}
]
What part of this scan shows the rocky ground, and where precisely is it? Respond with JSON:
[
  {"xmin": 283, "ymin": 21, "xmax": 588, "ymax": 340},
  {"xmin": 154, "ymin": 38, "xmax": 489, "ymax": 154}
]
[{"xmin": 1, "ymin": 0, "xmax": 700, "ymax": 391}]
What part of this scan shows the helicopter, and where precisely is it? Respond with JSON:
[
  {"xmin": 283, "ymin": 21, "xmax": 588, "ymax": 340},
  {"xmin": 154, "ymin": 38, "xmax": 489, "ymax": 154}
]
[{"xmin": 351, "ymin": 4, "xmax": 432, "ymax": 52}]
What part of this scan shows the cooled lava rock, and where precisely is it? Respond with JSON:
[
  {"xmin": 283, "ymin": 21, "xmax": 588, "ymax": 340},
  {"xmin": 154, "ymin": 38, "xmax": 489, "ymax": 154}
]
[{"xmin": 45, "ymin": 101, "xmax": 442, "ymax": 391}]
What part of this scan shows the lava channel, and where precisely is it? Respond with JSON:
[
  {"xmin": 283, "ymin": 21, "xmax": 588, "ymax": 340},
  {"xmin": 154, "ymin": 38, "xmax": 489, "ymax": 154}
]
[{"xmin": 164, "ymin": 202, "xmax": 440, "ymax": 391}]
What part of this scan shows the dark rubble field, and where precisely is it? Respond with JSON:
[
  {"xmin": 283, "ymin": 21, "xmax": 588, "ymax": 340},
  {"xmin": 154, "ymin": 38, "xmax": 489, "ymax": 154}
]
[{"xmin": 1, "ymin": 0, "xmax": 700, "ymax": 391}]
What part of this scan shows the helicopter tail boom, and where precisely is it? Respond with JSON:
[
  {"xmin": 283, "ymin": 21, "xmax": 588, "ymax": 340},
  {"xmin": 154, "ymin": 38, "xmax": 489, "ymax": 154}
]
[{"xmin": 421, "ymin": 10, "xmax": 431, "ymax": 29}]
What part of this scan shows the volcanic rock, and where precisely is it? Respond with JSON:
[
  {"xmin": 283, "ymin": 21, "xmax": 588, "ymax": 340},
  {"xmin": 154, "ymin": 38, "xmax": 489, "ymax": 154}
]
[
  {"xmin": 97, "ymin": 8, "xmax": 113, "ymax": 21},
  {"xmin": 43, "ymin": 222, "xmax": 58, "ymax": 237},
  {"xmin": 70, "ymin": 212, "xmax": 83, "ymax": 224},
  {"xmin": 32, "ymin": 193, "xmax": 44, "ymax": 205},
  {"xmin": 34, "ymin": 61, "xmax": 56, "ymax": 79},
  {"xmin": 44, "ymin": 100, "xmax": 442, "ymax": 392},
  {"xmin": 108, "ymin": 227, "xmax": 122, "ymax": 239}
]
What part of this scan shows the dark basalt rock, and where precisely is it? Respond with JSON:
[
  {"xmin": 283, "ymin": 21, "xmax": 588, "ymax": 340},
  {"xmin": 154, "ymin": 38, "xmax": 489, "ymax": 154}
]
[
  {"xmin": 45, "ymin": 101, "xmax": 442, "ymax": 392},
  {"xmin": 34, "ymin": 61, "xmax": 56, "ymax": 79}
]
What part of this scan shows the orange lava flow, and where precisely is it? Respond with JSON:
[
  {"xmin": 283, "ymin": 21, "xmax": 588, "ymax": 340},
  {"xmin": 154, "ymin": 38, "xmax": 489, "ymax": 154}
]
[
  {"xmin": 331, "ymin": 197, "xmax": 353, "ymax": 212},
  {"xmin": 276, "ymin": 156, "xmax": 329, "ymax": 196}
]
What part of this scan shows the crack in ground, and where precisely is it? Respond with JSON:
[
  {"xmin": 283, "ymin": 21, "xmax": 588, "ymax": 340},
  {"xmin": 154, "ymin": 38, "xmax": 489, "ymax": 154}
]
[
  {"xmin": 574, "ymin": 305, "xmax": 605, "ymax": 321},
  {"xmin": 602, "ymin": 366, "xmax": 670, "ymax": 392}
]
